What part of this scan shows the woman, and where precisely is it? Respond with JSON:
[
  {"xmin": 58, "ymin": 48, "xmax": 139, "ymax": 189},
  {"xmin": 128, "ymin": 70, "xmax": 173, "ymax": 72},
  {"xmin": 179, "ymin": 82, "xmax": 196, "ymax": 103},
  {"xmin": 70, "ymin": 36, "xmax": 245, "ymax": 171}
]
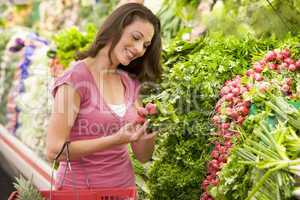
[{"xmin": 46, "ymin": 3, "xmax": 162, "ymax": 190}]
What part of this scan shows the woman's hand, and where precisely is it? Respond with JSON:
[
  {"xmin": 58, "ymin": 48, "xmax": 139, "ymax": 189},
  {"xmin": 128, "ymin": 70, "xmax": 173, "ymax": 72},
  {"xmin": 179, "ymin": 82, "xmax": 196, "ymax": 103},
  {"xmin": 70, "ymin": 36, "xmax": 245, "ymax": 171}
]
[
  {"xmin": 116, "ymin": 121, "xmax": 148, "ymax": 144},
  {"xmin": 133, "ymin": 123, "xmax": 157, "ymax": 141},
  {"xmin": 130, "ymin": 121, "xmax": 157, "ymax": 163}
]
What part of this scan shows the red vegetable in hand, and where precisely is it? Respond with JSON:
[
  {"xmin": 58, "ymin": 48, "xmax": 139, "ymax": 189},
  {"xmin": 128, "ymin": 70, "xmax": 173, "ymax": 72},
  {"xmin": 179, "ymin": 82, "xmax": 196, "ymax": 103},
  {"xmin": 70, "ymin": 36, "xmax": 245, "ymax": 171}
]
[
  {"xmin": 145, "ymin": 103, "xmax": 157, "ymax": 115},
  {"xmin": 137, "ymin": 107, "xmax": 148, "ymax": 117},
  {"xmin": 135, "ymin": 115, "xmax": 145, "ymax": 125}
]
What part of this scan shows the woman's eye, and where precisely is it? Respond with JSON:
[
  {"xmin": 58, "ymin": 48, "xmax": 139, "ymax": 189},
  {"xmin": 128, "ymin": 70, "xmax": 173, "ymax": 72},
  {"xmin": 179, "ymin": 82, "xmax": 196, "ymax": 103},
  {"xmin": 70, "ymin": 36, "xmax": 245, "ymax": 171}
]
[{"xmin": 133, "ymin": 35, "xmax": 139, "ymax": 41}]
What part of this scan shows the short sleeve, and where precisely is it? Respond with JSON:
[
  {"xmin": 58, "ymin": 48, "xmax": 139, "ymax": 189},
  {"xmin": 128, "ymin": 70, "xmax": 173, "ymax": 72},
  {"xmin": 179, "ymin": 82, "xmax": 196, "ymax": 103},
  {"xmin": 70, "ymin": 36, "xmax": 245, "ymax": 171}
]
[{"xmin": 51, "ymin": 67, "xmax": 87, "ymax": 102}]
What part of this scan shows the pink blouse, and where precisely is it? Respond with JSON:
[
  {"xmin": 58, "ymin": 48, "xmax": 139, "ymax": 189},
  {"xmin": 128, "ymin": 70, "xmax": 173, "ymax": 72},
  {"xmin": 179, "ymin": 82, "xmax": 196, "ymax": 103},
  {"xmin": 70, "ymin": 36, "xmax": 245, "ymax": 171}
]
[{"xmin": 51, "ymin": 61, "xmax": 141, "ymax": 189}]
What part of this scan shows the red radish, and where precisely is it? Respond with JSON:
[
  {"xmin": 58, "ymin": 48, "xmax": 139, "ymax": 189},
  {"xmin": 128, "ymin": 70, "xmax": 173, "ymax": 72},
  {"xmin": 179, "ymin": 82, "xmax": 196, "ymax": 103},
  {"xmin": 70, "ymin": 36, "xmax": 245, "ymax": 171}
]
[
  {"xmin": 210, "ymin": 159, "xmax": 219, "ymax": 169},
  {"xmin": 243, "ymin": 101, "xmax": 251, "ymax": 107},
  {"xmin": 269, "ymin": 63, "xmax": 278, "ymax": 70},
  {"xmin": 225, "ymin": 79, "xmax": 232, "ymax": 84},
  {"xmin": 218, "ymin": 146, "xmax": 227, "ymax": 154},
  {"xmin": 246, "ymin": 69, "xmax": 254, "ymax": 77},
  {"xmin": 254, "ymin": 63, "xmax": 264, "ymax": 73},
  {"xmin": 232, "ymin": 87, "xmax": 240, "ymax": 96},
  {"xmin": 221, "ymin": 86, "xmax": 231, "ymax": 96},
  {"xmin": 225, "ymin": 80, "xmax": 232, "ymax": 86},
  {"xmin": 137, "ymin": 107, "xmax": 148, "ymax": 117},
  {"xmin": 211, "ymin": 179, "xmax": 219, "ymax": 186},
  {"xmin": 284, "ymin": 58, "xmax": 294, "ymax": 65},
  {"xmin": 281, "ymin": 84, "xmax": 290, "ymax": 93},
  {"xmin": 230, "ymin": 111, "xmax": 239, "ymax": 120},
  {"xmin": 234, "ymin": 75, "xmax": 241, "ymax": 81},
  {"xmin": 215, "ymin": 105, "xmax": 221, "ymax": 113},
  {"xmin": 265, "ymin": 51, "xmax": 277, "ymax": 61},
  {"xmin": 231, "ymin": 81, "xmax": 238, "ymax": 88},
  {"xmin": 258, "ymin": 82, "xmax": 270, "ymax": 92},
  {"xmin": 224, "ymin": 140, "xmax": 232, "ymax": 147},
  {"xmin": 201, "ymin": 180, "xmax": 209, "ymax": 189},
  {"xmin": 145, "ymin": 103, "xmax": 157, "ymax": 115},
  {"xmin": 221, "ymin": 123, "xmax": 230, "ymax": 130},
  {"xmin": 135, "ymin": 115, "xmax": 145, "ymax": 124},
  {"xmin": 288, "ymin": 64, "xmax": 296, "ymax": 71},
  {"xmin": 259, "ymin": 83, "xmax": 267, "ymax": 92},
  {"xmin": 236, "ymin": 116, "xmax": 245, "ymax": 125},
  {"xmin": 276, "ymin": 53, "xmax": 283, "ymax": 61},
  {"xmin": 240, "ymin": 86, "xmax": 248, "ymax": 94},
  {"xmin": 212, "ymin": 115, "xmax": 221, "ymax": 125},
  {"xmin": 215, "ymin": 142, "xmax": 222, "ymax": 149},
  {"xmin": 225, "ymin": 93, "xmax": 234, "ymax": 101},
  {"xmin": 217, "ymin": 97, "xmax": 225, "ymax": 105},
  {"xmin": 285, "ymin": 78, "xmax": 292, "ymax": 86},
  {"xmin": 254, "ymin": 73, "xmax": 263, "ymax": 81},
  {"xmin": 259, "ymin": 59, "xmax": 267, "ymax": 66},
  {"xmin": 210, "ymin": 150, "xmax": 219, "ymax": 159},
  {"xmin": 296, "ymin": 60, "xmax": 300, "ymax": 69},
  {"xmin": 223, "ymin": 132, "xmax": 233, "ymax": 139},
  {"xmin": 282, "ymin": 62, "xmax": 289, "ymax": 69},
  {"xmin": 281, "ymin": 48, "xmax": 290, "ymax": 58},
  {"xmin": 226, "ymin": 107, "xmax": 233, "ymax": 115},
  {"xmin": 218, "ymin": 154, "xmax": 227, "ymax": 163},
  {"xmin": 246, "ymin": 83, "xmax": 254, "ymax": 90},
  {"xmin": 233, "ymin": 97, "xmax": 243, "ymax": 105},
  {"xmin": 207, "ymin": 164, "xmax": 218, "ymax": 175},
  {"xmin": 238, "ymin": 106, "xmax": 249, "ymax": 116}
]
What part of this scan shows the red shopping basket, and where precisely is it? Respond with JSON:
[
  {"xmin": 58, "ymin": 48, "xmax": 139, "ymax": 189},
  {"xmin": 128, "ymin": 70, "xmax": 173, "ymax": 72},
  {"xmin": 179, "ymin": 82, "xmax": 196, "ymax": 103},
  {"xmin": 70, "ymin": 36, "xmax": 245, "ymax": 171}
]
[
  {"xmin": 8, "ymin": 187, "xmax": 137, "ymax": 200},
  {"xmin": 8, "ymin": 142, "xmax": 137, "ymax": 200}
]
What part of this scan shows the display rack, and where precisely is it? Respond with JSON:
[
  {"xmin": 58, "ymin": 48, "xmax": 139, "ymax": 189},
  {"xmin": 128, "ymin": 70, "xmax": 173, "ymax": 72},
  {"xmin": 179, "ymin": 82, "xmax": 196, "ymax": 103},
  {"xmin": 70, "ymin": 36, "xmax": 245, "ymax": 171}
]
[{"xmin": 0, "ymin": 124, "xmax": 51, "ymax": 189}]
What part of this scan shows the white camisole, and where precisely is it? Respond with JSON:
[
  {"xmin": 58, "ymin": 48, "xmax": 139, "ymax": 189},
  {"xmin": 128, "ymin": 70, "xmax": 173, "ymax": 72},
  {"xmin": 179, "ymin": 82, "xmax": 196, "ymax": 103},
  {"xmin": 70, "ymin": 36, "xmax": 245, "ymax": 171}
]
[{"xmin": 107, "ymin": 103, "xmax": 126, "ymax": 117}]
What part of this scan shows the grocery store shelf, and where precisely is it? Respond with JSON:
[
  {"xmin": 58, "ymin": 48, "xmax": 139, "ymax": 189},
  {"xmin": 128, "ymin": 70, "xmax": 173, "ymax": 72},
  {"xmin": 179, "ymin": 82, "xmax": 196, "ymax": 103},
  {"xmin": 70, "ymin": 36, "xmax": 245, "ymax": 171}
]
[{"xmin": 0, "ymin": 124, "xmax": 51, "ymax": 189}]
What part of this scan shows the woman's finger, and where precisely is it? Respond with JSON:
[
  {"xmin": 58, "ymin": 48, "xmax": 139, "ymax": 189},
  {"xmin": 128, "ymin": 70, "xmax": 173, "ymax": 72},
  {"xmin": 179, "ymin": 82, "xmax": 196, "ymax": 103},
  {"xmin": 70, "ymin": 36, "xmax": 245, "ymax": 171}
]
[
  {"xmin": 134, "ymin": 122, "xmax": 148, "ymax": 139},
  {"xmin": 123, "ymin": 122, "xmax": 135, "ymax": 132},
  {"xmin": 141, "ymin": 131, "xmax": 157, "ymax": 140}
]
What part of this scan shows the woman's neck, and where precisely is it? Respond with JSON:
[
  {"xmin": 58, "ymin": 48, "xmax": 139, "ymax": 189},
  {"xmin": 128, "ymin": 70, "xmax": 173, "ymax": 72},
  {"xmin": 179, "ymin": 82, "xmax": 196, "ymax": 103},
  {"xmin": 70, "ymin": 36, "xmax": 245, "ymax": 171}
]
[{"xmin": 87, "ymin": 46, "xmax": 119, "ymax": 74}]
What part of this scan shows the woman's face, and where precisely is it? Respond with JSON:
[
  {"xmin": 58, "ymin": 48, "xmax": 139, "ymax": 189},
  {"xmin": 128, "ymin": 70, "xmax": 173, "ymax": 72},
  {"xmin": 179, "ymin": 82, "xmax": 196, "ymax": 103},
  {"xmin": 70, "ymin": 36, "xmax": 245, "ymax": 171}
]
[{"xmin": 112, "ymin": 19, "xmax": 154, "ymax": 66}]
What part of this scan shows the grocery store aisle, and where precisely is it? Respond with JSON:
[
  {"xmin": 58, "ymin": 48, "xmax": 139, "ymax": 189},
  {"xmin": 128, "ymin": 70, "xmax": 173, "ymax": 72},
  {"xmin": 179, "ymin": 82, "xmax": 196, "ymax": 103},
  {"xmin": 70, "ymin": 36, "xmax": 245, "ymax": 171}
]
[{"xmin": 0, "ymin": 166, "xmax": 14, "ymax": 200}]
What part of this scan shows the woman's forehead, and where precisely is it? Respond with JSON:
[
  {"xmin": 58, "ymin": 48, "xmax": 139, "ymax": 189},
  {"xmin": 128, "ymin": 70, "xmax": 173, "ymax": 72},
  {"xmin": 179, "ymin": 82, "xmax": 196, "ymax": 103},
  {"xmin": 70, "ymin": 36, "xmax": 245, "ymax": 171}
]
[{"xmin": 124, "ymin": 20, "xmax": 154, "ymax": 38}]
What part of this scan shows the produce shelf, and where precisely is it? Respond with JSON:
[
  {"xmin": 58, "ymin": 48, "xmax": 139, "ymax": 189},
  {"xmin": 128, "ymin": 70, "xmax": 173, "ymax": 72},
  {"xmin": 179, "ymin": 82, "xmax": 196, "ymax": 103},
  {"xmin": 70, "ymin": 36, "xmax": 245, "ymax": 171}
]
[{"xmin": 0, "ymin": 124, "xmax": 51, "ymax": 189}]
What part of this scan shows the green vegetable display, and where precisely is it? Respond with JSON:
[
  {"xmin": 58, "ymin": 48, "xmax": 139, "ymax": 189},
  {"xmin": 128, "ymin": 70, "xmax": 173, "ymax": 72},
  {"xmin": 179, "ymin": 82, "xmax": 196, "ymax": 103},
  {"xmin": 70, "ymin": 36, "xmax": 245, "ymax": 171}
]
[
  {"xmin": 52, "ymin": 24, "xmax": 96, "ymax": 68},
  {"xmin": 143, "ymin": 34, "xmax": 300, "ymax": 200},
  {"xmin": 207, "ymin": 43, "xmax": 300, "ymax": 199}
]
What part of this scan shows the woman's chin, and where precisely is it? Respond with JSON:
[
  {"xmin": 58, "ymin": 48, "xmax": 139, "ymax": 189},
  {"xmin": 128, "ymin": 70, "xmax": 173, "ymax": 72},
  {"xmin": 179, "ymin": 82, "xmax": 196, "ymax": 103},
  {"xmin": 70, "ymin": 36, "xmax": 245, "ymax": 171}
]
[{"xmin": 120, "ymin": 59, "xmax": 131, "ymax": 66}]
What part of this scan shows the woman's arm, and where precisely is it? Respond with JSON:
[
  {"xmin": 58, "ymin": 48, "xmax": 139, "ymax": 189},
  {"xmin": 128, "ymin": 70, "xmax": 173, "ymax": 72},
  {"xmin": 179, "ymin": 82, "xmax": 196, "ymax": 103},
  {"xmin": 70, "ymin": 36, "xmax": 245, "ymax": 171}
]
[
  {"xmin": 131, "ymin": 99, "xmax": 157, "ymax": 163},
  {"xmin": 46, "ymin": 84, "xmax": 146, "ymax": 161}
]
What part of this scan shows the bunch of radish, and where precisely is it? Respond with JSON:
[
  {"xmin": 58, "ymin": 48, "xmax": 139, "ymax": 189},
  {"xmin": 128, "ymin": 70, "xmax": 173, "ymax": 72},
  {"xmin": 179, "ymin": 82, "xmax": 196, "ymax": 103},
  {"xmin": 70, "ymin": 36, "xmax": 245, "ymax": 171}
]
[
  {"xmin": 247, "ymin": 49, "xmax": 300, "ymax": 77},
  {"xmin": 246, "ymin": 49, "xmax": 300, "ymax": 98},
  {"xmin": 200, "ymin": 48, "xmax": 300, "ymax": 200},
  {"xmin": 135, "ymin": 102, "xmax": 158, "ymax": 132},
  {"xmin": 201, "ymin": 140, "xmax": 232, "ymax": 200},
  {"xmin": 201, "ymin": 76, "xmax": 250, "ymax": 200}
]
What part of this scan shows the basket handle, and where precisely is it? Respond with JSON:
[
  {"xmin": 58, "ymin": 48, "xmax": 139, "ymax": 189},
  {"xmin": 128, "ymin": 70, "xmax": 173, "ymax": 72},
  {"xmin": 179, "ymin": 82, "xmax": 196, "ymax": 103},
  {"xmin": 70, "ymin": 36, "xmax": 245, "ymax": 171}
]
[
  {"xmin": 50, "ymin": 141, "xmax": 80, "ymax": 200},
  {"xmin": 54, "ymin": 141, "xmax": 70, "ymax": 161}
]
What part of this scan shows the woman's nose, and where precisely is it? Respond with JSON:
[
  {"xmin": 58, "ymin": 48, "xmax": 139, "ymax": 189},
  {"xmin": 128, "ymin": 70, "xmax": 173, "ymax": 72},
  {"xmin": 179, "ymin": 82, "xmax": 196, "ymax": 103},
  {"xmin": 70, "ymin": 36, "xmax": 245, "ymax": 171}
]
[{"xmin": 134, "ymin": 42, "xmax": 144, "ymax": 56}]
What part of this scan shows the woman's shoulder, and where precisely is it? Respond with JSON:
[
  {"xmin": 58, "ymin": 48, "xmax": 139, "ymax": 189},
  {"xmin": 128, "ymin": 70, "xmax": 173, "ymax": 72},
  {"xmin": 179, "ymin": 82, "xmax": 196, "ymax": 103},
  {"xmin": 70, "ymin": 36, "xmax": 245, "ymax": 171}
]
[
  {"xmin": 57, "ymin": 61, "xmax": 89, "ymax": 81},
  {"xmin": 51, "ymin": 61, "xmax": 91, "ymax": 98}
]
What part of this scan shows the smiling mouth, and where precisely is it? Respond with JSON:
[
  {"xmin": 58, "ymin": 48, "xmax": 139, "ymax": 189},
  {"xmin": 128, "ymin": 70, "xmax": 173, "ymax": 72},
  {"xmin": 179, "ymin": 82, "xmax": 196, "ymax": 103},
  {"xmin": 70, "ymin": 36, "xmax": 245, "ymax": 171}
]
[{"xmin": 125, "ymin": 48, "xmax": 135, "ymax": 61}]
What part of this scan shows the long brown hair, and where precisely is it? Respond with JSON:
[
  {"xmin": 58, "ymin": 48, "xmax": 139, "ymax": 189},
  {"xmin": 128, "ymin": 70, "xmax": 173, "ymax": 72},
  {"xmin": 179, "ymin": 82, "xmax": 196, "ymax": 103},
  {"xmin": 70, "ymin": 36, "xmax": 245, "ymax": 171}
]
[{"xmin": 76, "ymin": 3, "xmax": 162, "ymax": 83}]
